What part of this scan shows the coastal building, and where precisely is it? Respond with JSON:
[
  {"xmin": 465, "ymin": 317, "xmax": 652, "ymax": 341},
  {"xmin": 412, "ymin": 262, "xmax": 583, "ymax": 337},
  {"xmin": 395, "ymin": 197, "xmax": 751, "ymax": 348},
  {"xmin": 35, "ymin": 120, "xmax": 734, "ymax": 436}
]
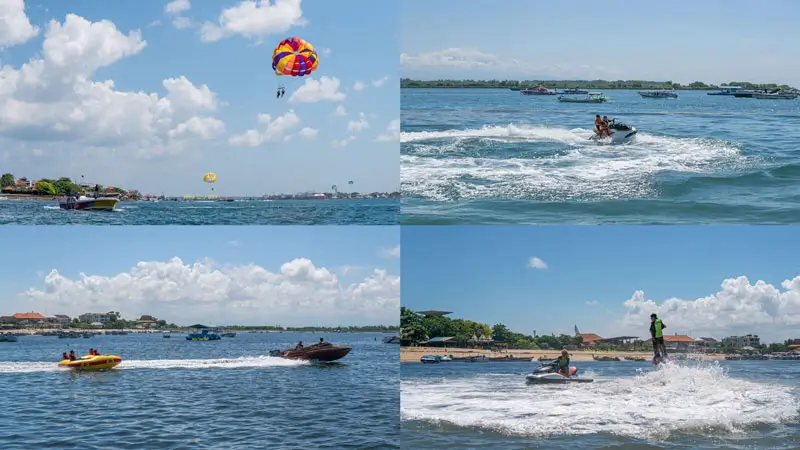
[
  {"xmin": 722, "ymin": 334, "xmax": 761, "ymax": 348},
  {"xmin": 788, "ymin": 339, "xmax": 800, "ymax": 350},
  {"xmin": 646, "ymin": 334, "xmax": 696, "ymax": 351},
  {"xmin": 53, "ymin": 314, "xmax": 71, "ymax": 325},
  {"xmin": 0, "ymin": 316, "xmax": 16, "ymax": 329},
  {"xmin": 136, "ymin": 315, "xmax": 159, "ymax": 328},
  {"xmin": 576, "ymin": 333, "xmax": 604, "ymax": 346},
  {"xmin": 693, "ymin": 337, "xmax": 718, "ymax": 350},
  {"xmin": 78, "ymin": 311, "xmax": 121, "ymax": 324},
  {"xmin": 12, "ymin": 312, "xmax": 48, "ymax": 327}
]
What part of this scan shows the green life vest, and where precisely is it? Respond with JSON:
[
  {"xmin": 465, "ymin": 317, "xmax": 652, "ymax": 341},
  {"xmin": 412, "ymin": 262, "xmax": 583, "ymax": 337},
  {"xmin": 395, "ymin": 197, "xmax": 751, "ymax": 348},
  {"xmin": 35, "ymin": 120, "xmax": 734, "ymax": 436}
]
[
  {"xmin": 557, "ymin": 355, "xmax": 569, "ymax": 367},
  {"xmin": 654, "ymin": 319, "xmax": 664, "ymax": 338}
]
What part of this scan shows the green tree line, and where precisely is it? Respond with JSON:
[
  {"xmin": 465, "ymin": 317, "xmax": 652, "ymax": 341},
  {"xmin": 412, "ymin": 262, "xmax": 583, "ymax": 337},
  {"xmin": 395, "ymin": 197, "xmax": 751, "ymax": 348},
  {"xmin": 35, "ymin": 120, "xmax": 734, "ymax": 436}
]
[
  {"xmin": 400, "ymin": 307, "xmax": 582, "ymax": 349},
  {"xmin": 400, "ymin": 79, "xmax": 793, "ymax": 90}
]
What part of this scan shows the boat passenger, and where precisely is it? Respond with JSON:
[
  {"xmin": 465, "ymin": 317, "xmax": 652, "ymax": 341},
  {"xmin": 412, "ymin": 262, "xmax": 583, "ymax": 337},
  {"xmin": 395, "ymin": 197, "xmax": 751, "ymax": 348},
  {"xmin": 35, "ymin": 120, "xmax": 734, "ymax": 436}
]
[
  {"xmin": 594, "ymin": 115, "xmax": 603, "ymax": 135},
  {"xmin": 319, "ymin": 337, "xmax": 324, "ymax": 344},
  {"xmin": 555, "ymin": 349, "xmax": 571, "ymax": 377},
  {"xmin": 94, "ymin": 348, "xmax": 101, "ymax": 355},
  {"xmin": 600, "ymin": 116, "xmax": 612, "ymax": 137},
  {"xmin": 296, "ymin": 341, "xmax": 304, "ymax": 349},
  {"xmin": 62, "ymin": 352, "xmax": 69, "ymax": 361},
  {"xmin": 89, "ymin": 348, "xmax": 95, "ymax": 356},
  {"xmin": 69, "ymin": 350, "xmax": 76, "ymax": 361}
]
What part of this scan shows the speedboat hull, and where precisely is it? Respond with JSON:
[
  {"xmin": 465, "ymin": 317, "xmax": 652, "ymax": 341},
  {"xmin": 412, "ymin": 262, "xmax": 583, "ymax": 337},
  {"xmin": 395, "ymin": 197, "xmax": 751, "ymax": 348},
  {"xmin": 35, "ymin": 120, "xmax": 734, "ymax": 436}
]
[
  {"xmin": 271, "ymin": 343, "xmax": 352, "ymax": 362},
  {"xmin": 58, "ymin": 197, "xmax": 119, "ymax": 211},
  {"xmin": 58, "ymin": 355, "xmax": 122, "ymax": 371}
]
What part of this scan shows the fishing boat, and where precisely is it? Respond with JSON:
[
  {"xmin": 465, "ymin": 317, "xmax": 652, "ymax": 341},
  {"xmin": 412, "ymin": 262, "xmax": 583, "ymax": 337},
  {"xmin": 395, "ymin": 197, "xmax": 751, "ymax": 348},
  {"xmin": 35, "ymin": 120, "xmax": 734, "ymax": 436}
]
[
  {"xmin": 220, "ymin": 331, "xmax": 236, "ymax": 337},
  {"xmin": 58, "ymin": 354, "xmax": 122, "ymax": 371},
  {"xmin": 185, "ymin": 329, "xmax": 221, "ymax": 341},
  {"xmin": 558, "ymin": 92, "xmax": 608, "ymax": 103},
  {"xmin": 707, "ymin": 86, "xmax": 742, "ymax": 95},
  {"xmin": 420, "ymin": 355, "xmax": 441, "ymax": 364},
  {"xmin": 752, "ymin": 92, "xmax": 797, "ymax": 99},
  {"xmin": 638, "ymin": 89, "xmax": 678, "ymax": 98},
  {"xmin": 521, "ymin": 85, "xmax": 557, "ymax": 95},
  {"xmin": 558, "ymin": 88, "xmax": 589, "ymax": 94}
]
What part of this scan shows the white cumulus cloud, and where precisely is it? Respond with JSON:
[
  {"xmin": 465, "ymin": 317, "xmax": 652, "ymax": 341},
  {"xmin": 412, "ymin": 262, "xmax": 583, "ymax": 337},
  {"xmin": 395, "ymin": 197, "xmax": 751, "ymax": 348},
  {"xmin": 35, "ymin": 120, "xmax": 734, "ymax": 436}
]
[
  {"xmin": 165, "ymin": 0, "xmax": 191, "ymax": 15},
  {"xmin": 289, "ymin": 76, "xmax": 346, "ymax": 103},
  {"xmin": 353, "ymin": 80, "xmax": 365, "ymax": 91},
  {"xmin": 371, "ymin": 76, "xmax": 388, "ymax": 87},
  {"xmin": 298, "ymin": 127, "xmax": 318, "ymax": 138},
  {"xmin": 375, "ymin": 119, "xmax": 399, "ymax": 142},
  {"xmin": 200, "ymin": 0, "xmax": 306, "ymax": 43},
  {"xmin": 0, "ymin": 0, "xmax": 39, "ymax": 49},
  {"xmin": 229, "ymin": 110, "xmax": 301, "ymax": 147},
  {"xmin": 333, "ymin": 105, "xmax": 347, "ymax": 116},
  {"xmin": 528, "ymin": 257, "xmax": 548, "ymax": 270},
  {"xmin": 347, "ymin": 112, "xmax": 369, "ymax": 133},
  {"xmin": 24, "ymin": 257, "xmax": 400, "ymax": 325},
  {"xmin": 331, "ymin": 136, "xmax": 356, "ymax": 148},
  {"xmin": 0, "ymin": 12, "xmax": 225, "ymax": 158}
]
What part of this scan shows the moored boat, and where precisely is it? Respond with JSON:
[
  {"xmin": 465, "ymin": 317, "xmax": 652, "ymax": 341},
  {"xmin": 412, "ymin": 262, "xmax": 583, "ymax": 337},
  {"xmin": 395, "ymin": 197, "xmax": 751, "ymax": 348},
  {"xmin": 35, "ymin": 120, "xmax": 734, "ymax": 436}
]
[
  {"xmin": 58, "ymin": 354, "xmax": 122, "ymax": 371},
  {"xmin": 382, "ymin": 335, "xmax": 400, "ymax": 344},
  {"xmin": 638, "ymin": 89, "xmax": 678, "ymax": 98},
  {"xmin": 220, "ymin": 331, "xmax": 236, "ymax": 337},
  {"xmin": 270, "ymin": 342, "xmax": 352, "ymax": 362},
  {"xmin": 186, "ymin": 329, "xmax": 221, "ymax": 341},
  {"xmin": 162, "ymin": 331, "xmax": 171, "ymax": 338},
  {"xmin": 707, "ymin": 86, "xmax": 742, "ymax": 95},
  {"xmin": 0, "ymin": 334, "xmax": 18, "ymax": 342},
  {"xmin": 558, "ymin": 92, "xmax": 608, "ymax": 103},
  {"xmin": 521, "ymin": 85, "xmax": 557, "ymax": 95}
]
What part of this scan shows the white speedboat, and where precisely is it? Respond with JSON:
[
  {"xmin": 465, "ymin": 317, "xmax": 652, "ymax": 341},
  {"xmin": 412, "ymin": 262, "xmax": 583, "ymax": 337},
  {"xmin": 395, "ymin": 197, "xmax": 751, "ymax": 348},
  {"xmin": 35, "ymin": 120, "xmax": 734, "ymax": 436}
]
[{"xmin": 590, "ymin": 118, "xmax": 637, "ymax": 144}]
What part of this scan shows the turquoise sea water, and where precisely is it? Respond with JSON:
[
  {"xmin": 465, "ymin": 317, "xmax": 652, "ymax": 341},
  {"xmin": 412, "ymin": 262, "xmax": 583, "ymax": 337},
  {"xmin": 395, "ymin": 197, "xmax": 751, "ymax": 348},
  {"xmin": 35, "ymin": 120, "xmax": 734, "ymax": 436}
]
[
  {"xmin": 401, "ymin": 88, "xmax": 800, "ymax": 224},
  {"xmin": 0, "ymin": 332, "xmax": 399, "ymax": 449},
  {"xmin": 0, "ymin": 199, "xmax": 399, "ymax": 225},
  {"xmin": 402, "ymin": 359, "xmax": 800, "ymax": 449}
]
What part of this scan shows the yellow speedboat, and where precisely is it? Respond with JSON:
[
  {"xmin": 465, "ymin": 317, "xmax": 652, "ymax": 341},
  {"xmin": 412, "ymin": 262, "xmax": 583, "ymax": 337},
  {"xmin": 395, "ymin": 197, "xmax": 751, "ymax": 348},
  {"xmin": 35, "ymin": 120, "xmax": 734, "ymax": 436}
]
[{"xmin": 58, "ymin": 355, "xmax": 122, "ymax": 370}]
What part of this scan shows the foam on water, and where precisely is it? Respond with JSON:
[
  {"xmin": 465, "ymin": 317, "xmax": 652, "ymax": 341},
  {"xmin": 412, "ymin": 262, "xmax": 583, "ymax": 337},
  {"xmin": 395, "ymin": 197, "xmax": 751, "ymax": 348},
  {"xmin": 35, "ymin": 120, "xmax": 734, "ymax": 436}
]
[
  {"xmin": 0, "ymin": 355, "xmax": 307, "ymax": 373},
  {"xmin": 401, "ymin": 124, "xmax": 754, "ymax": 201},
  {"xmin": 401, "ymin": 362, "xmax": 799, "ymax": 440}
]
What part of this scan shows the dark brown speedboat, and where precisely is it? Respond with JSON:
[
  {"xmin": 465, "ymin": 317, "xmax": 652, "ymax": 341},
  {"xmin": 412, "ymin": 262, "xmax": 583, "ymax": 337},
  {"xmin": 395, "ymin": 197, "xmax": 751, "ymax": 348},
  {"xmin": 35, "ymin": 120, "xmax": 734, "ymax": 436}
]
[{"xmin": 270, "ymin": 342, "xmax": 352, "ymax": 362}]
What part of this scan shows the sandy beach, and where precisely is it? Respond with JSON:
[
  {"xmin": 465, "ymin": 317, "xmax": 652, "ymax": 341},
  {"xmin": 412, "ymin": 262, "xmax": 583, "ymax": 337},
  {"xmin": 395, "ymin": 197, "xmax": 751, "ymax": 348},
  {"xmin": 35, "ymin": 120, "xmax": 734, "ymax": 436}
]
[
  {"xmin": 400, "ymin": 346, "xmax": 725, "ymax": 362},
  {"xmin": 0, "ymin": 193, "xmax": 57, "ymax": 201}
]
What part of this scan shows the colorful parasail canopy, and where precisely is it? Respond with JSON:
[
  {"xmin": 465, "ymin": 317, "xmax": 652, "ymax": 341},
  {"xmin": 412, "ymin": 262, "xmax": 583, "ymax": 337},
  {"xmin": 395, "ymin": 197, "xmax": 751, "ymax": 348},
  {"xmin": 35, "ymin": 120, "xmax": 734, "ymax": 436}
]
[
  {"xmin": 203, "ymin": 172, "xmax": 217, "ymax": 183},
  {"xmin": 272, "ymin": 37, "xmax": 319, "ymax": 77}
]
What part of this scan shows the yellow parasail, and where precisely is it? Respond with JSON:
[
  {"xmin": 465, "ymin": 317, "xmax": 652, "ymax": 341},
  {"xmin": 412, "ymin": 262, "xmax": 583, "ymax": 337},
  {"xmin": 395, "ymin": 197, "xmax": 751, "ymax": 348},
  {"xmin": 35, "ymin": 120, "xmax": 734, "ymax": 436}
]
[{"xmin": 203, "ymin": 172, "xmax": 217, "ymax": 183}]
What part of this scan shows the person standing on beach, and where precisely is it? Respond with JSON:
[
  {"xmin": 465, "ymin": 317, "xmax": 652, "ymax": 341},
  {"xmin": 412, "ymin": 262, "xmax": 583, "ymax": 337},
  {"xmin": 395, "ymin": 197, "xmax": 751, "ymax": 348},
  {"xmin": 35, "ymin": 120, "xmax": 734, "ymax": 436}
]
[{"xmin": 650, "ymin": 313, "xmax": 667, "ymax": 359}]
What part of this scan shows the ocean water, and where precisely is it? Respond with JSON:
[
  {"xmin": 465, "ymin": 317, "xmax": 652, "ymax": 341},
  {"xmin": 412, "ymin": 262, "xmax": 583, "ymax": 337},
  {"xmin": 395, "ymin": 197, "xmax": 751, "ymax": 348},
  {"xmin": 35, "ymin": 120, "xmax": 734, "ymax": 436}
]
[
  {"xmin": 0, "ymin": 332, "xmax": 399, "ymax": 449},
  {"xmin": 401, "ymin": 359, "xmax": 800, "ymax": 449},
  {"xmin": 0, "ymin": 198, "xmax": 399, "ymax": 225},
  {"xmin": 401, "ymin": 88, "xmax": 800, "ymax": 224}
]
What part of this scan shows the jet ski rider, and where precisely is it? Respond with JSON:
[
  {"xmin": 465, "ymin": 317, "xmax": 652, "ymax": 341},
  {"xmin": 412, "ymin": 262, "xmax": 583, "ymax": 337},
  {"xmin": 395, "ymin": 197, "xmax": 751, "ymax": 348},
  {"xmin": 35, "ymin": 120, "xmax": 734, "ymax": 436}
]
[
  {"xmin": 554, "ymin": 349, "xmax": 571, "ymax": 377},
  {"xmin": 650, "ymin": 313, "xmax": 667, "ymax": 360}
]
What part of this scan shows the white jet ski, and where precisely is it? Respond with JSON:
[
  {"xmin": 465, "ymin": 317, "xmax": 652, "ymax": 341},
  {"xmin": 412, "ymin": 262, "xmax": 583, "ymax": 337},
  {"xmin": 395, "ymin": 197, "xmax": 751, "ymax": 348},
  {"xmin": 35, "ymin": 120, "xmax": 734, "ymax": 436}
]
[
  {"xmin": 590, "ymin": 118, "xmax": 637, "ymax": 144},
  {"xmin": 525, "ymin": 365, "xmax": 594, "ymax": 384}
]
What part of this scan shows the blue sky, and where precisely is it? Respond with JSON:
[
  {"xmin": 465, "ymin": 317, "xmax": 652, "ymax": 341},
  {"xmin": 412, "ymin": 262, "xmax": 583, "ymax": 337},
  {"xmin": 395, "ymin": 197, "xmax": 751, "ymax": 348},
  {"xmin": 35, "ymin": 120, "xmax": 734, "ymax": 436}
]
[
  {"xmin": 401, "ymin": 226, "xmax": 800, "ymax": 343},
  {"xmin": 400, "ymin": 0, "xmax": 800, "ymax": 87},
  {"xmin": 0, "ymin": 0, "xmax": 399, "ymax": 196},
  {"xmin": 0, "ymin": 226, "xmax": 400, "ymax": 326}
]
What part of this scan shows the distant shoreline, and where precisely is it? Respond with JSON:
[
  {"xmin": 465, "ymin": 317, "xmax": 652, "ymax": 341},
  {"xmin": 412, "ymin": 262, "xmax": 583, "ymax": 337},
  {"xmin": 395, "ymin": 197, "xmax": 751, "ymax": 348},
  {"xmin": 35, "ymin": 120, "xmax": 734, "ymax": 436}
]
[
  {"xmin": 400, "ymin": 79, "xmax": 794, "ymax": 90},
  {"xmin": 400, "ymin": 346, "xmax": 725, "ymax": 362}
]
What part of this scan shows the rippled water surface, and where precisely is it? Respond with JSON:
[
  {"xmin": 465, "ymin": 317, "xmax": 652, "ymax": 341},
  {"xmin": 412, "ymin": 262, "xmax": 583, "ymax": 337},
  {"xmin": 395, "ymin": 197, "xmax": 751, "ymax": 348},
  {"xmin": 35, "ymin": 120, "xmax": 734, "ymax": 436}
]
[
  {"xmin": 0, "ymin": 332, "xmax": 399, "ymax": 449},
  {"xmin": 401, "ymin": 359, "xmax": 800, "ymax": 449},
  {"xmin": 0, "ymin": 199, "xmax": 399, "ymax": 225},
  {"xmin": 401, "ymin": 88, "xmax": 800, "ymax": 224}
]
